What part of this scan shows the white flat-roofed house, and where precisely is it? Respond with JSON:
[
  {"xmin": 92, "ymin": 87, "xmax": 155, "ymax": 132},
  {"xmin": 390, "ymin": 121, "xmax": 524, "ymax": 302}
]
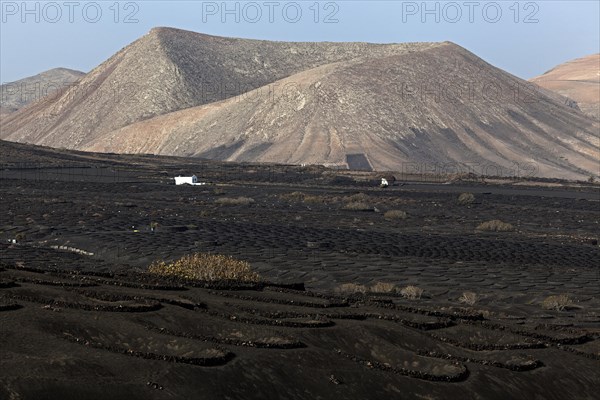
[
  {"xmin": 380, "ymin": 175, "xmax": 396, "ymax": 188},
  {"xmin": 174, "ymin": 175, "xmax": 205, "ymax": 186}
]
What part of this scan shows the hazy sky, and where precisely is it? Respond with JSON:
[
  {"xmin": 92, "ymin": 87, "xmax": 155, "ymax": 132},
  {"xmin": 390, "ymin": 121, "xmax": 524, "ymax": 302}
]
[{"xmin": 1, "ymin": 1, "xmax": 599, "ymax": 83}]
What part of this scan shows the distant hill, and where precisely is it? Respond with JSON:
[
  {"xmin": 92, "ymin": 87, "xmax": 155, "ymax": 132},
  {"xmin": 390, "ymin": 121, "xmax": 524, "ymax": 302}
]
[
  {"xmin": 531, "ymin": 54, "xmax": 600, "ymax": 120},
  {"xmin": 0, "ymin": 68, "xmax": 85, "ymax": 115},
  {"xmin": 1, "ymin": 27, "xmax": 598, "ymax": 180},
  {"xmin": 0, "ymin": 27, "xmax": 429, "ymax": 149}
]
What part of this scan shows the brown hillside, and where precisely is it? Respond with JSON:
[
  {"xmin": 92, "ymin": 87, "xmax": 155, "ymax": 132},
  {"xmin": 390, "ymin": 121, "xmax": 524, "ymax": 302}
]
[
  {"xmin": 531, "ymin": 54, "xmax": 600, "ymax": 120},
  {"xmin": 1, "ymin": 28, "xmax": 598, "ymax": 180},
  {"xmin": 0, "ymin": 27, "xmax": 434, "ymax": 148},
  {"xmin": 0, "ymin": 68, "xmax": 84, "ymax": 115},
  {"xmin": 86, "ymin": 42, "xmax": 598, "ymax": 180}
]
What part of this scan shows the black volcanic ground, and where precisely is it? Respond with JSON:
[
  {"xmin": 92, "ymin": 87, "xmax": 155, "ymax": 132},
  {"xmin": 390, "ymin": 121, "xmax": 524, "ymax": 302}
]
[{"xmin": 0, "ymin": 141, "xmax": 599, "ymax": 399}]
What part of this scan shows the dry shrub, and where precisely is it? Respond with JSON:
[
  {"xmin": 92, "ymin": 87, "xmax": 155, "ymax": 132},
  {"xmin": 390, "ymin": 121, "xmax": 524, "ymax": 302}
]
[
  {"xmin": 213, "ymin": 188, "xmax": 226, "ymax": 195},
  {"xmin": 343, "ymin": 202, "xmax": 373, "ymax": 211},
  {"xmin": 542, "ymin": 294, "xmax": 573, "ymax": 311},
  {"xmin": 370, "ymin": 282, "xmax": 397, "ymax": 293},
  {"xmin": 457, "ymin": 192, "xmax": 475, "ymax": 205},
  {"xmin": 303, "ymin": 195, "xmax": 327, "ymax": 204},
  {"xmin": 306, "ymin": 194, "xmax": 355, "ymax": 205},
  {"xmin": 148, "ymin": 253, "xmax": 260, "ymax": 282},
  {"xmin": 400, "ymin": 285, "xmax": 424, "ymax": 300},
  {"xmin": 459, "ymin": 291, "xmax": 478, "ymax": 306},
  {"xmin": 335, "ymin": 283, "xmax": 367, "ymax": 295},
  {"xmin": 476, "ymin": 220, "xmax": 514, "ymax": 232},
  {"xmin": 384, "ymin": 210, "xmax": 407, "ymax": 220},
  {"xmin": 344, "ymin": 193, "xmax": 370, "ymax": 203},
  {"xmin": 215, "ymin": 197, "xmax": 255, "ymax": 206},
  {"xmin": 280, "ymin": 191, "xmax": 306, "ymax": 201}
]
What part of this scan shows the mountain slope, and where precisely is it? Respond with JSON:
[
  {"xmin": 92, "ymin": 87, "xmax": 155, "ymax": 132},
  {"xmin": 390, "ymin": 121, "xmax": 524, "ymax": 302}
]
[
  {"xmin": 0, "ymin": 27, "xmax": 435, "ymax": 148},
  {"xmin": 0, "ymin": 68, "xmax": 84, "ymax": 115},
  {"xmin": 1, "ymin": 28, "xmax": 598, "ymax": 180},
  {"xmin": 531, "ymin": 54, "xmax": 600, "ymax": 120},
  {"xmin": 86, "ymin": 42, "xmax": 599, "ymax": 180}
]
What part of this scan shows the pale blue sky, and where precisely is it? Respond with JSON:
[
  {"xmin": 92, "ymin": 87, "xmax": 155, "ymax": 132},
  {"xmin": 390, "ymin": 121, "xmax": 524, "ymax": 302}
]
[{"xmin": 1, "ymin": 1, "xmax": 599, "ymax": 83}]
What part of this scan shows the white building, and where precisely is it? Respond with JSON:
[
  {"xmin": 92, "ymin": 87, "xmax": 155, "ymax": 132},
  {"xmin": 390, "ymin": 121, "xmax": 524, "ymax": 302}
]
[{"xmin": 174, "ymin": 175, "xmax": 205, "ymax": 186}]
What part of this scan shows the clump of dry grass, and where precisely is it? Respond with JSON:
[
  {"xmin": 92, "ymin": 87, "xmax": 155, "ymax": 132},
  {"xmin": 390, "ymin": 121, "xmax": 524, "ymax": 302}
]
[
  {"xmin": 343, "ymin": 201, "xmax": 373, "ymax": 211},
  {"xmin": 279, "ymin": 191, "xmax": 306, "ymax": 202},
  {"xmin": 303, "ymin": 195, "xmax": 327, "ymax": 204},
  {"xmin": 476, "ymin": 220, "xmax": 515, "ymax": 232},
  {"xmin": 148, "ymin": 253, "xmax": 260, "ymax": 282},
  {"xmin": 344, "ymin": 193, "xmax": 370, "ymax": 203},
  {"xmin": 335, "ymin": 283, "xmax": 368, "ymax": 295},
  {"xmin": 370, "ymin": 282, "xmax": 397, "ymax": 294},
  {"xmin": 400, "ymin": 285, "xmax": 424, "ymax": 300},
  {"xmin": 384, "ymin": 210, "xmax": 407, "ymax": 220},
  {"xmin": 280, "ymin": 191, "xmax": 330, "ymax": 204},
  {"xmin": 215, "ymin": 197, "xmax": 255, "ymax": 206},
  {"xmin": 459, "ymin": 291, "xmax": 478, "ymax": 306},
  {"xmin": 457, "ymin": 192, "xmax": 475, "ymax": 205},
  {"xmin": 541, "ymin": 294, "xmax": 573, "ymax": 311}
]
